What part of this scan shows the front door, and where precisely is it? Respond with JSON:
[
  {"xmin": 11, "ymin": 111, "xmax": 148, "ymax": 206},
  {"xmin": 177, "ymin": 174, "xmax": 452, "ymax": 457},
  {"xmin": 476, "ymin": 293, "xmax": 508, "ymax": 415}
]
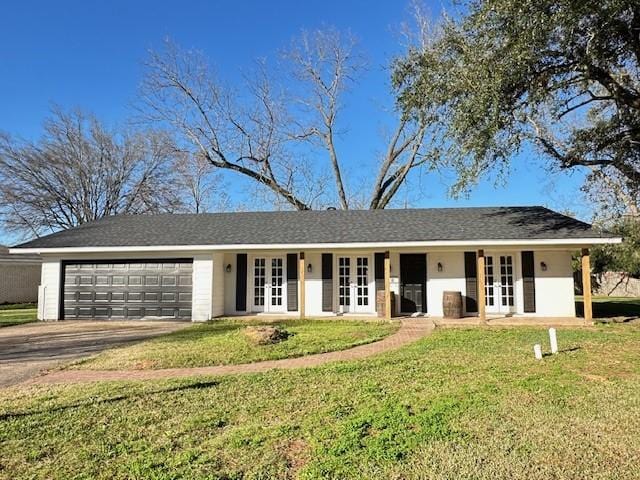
[
  {"xmin": 485, "ymin": 254, "xmax": 515, "ymax": 314},
  {"xmin": 252, "ymin": 256, "xmax": 286, "ymax": 313},
  {"xmin": 400, "ymin": 254, "xmax": 427, "ymax": 313},
  {"xmin": 337, "ymin": 256, "xmax": 371, "ymax": 313}
]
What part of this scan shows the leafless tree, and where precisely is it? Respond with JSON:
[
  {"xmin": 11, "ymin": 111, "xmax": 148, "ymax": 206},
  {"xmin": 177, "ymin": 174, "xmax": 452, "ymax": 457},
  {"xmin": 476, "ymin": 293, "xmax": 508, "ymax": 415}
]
[
  {"xmin": 0, "ymin": 108, "xmax": 183, "ymax": 238},
  {"xmin": 138, "ymin": 30, "xmax": 433, "ymax": 210},
  {"xmin": 175, "ymin": 151, "xmax": 229, "ymax": 213}
]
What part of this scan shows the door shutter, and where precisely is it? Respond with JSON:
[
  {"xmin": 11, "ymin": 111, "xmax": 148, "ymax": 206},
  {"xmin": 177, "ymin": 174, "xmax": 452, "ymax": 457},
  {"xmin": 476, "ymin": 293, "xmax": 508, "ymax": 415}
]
[
  {"xmin": 464, "ymin": 252, "xmax": 478, "ymax": 312},
  {"xmin": 374, "ymin": 252, "xmax": 385, "ymax": 294},
  {"xmin": 321, "ymin": 253, "xmax": 333, "ymax": 312},
  {"xmin": 235, "ymin": 253, "xmax": 247, "ymax": 311},
  {"xmin": 286, "ymin": 253, "xmax": 298, "ymax": 311},
  {"xmin": 521, "ymin": 251, "xmax": 536, "ymax": 313}
]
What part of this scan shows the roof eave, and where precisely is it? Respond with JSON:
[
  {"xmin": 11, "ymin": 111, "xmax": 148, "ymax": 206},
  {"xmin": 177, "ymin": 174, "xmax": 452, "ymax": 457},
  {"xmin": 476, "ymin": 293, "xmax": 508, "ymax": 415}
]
[{"xmin": 9, "ymin": 236, "xmax": 623, "ymax": 255}]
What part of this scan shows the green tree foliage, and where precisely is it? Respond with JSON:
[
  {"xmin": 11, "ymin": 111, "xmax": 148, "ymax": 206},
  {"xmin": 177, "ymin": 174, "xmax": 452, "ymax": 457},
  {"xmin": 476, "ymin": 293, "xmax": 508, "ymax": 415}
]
[
  {"xmin": 393, "ymin": 0, "xmax": 640, "ymax": 196},
  {"xmin": 592, "ymin": 218, "xmax": 640, "ymax": 277}
]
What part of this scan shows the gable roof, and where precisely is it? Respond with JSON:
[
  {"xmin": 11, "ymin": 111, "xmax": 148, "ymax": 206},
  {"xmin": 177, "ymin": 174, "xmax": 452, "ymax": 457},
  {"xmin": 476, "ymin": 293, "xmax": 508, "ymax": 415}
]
[{"xmin": 11, "ymin": 207, "xmax": 617, "ymax": 251}]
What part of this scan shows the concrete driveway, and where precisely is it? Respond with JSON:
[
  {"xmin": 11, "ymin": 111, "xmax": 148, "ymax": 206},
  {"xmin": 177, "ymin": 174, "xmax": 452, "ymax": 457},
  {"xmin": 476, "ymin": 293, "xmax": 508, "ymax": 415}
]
[{"xmin": 0, "ymin": 320, "xmax": 190, "ymax": 388}]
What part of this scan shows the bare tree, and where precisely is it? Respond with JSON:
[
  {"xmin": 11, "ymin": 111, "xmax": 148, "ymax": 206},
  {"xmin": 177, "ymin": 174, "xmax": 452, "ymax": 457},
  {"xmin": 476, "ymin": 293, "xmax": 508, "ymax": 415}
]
[
  {"xmin": 0, "ymin": 108, "xmax": 183, "ymax": 238},
  {"xmin": 175, "ymin": 151, "xmax": 229, "ymax": 213},
  {"xmin": 139, "ymin": 31, "xmax": 433, "ymax": 210}
]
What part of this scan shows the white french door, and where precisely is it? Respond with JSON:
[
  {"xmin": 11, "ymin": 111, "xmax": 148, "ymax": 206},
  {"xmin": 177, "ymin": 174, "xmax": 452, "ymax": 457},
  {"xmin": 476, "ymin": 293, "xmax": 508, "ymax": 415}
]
[
  {"xmin": 337, "ymin": 255, "xmax": 372, "ymax": 313},
  {"xmin": 485, "ymin": 254, "xmax": 515, "ymax": 314},
  {"xmin": 252, "ymin": 256, "xmax": 286, "ymax": 313}
]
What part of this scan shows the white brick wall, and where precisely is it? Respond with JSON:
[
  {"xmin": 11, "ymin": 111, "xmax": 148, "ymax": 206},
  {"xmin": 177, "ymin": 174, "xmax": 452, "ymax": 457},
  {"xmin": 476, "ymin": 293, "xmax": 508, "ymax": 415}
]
[
  {"xmin": 40, "ymin": 258, "xmax": 61, "ymax": 320},
  {"xmin": 192, "ymin": 254, "xmax": 214, "ymax": 321}
]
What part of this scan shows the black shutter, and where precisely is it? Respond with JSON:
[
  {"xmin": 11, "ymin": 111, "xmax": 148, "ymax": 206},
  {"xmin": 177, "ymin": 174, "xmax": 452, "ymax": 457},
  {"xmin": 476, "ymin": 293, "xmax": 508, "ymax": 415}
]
[
  {"xmin": 464, "ymin": 252, "xmax": 478, "ymax": 312},
  {"xmin": 374, "ymin": 252, "xmax": 385, "ymax": 293},
  {"xmin": 322, "ymin": 253, "xmax": 333, "ymax": 312},
  {"xmin": 522, "ymin": 251, "xmax": 536, "ymax": 313},
  {"xmin": 235, "ymin": 253, "xmax": 247, "ymax": 311},
  {"xmin": 286, "ymin": 253, "xmax": 298, "ymax": 311}
]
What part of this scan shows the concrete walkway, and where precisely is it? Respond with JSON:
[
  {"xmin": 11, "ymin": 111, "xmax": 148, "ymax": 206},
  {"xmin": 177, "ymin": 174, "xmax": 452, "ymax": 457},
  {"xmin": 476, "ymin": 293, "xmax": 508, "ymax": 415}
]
[{"xmin": 27, "ymin": 318, "xmax": 435, "ymax": 385}]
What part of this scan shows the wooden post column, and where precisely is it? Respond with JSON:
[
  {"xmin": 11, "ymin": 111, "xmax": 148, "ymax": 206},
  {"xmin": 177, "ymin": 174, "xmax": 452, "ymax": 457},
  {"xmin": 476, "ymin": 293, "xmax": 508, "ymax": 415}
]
[
  {"xmin": 477, "ymin": 249, "xmax": 486, "ymax": 323},
  {"xmin": 299, "ymin": 252, "xmax": 305, "ymax": 319},
  {"xmin": 581, "ymin": 248, "xmax": 593, "ymax": 323},
  {"xmin": 384, "ymin": 251, "xmax": 391, "ymax": 320}
]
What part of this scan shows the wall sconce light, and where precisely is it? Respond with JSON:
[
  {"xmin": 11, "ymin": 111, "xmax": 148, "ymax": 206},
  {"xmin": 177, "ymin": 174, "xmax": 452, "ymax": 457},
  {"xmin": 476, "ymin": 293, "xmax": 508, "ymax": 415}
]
[
  {"xmin": 540, "ymin": 262, "xmax": 547, "ymax": 271},
  {"xmin": 437, "ymin": 262, "xmax": 443, "ymax": 272},
  {"xmin": 307, "ymin": 263, "xmax": 312, "ymax": 273},
  {"xmin": 225, "ymin": 264, "xmax": 232, "ymax": 273}
]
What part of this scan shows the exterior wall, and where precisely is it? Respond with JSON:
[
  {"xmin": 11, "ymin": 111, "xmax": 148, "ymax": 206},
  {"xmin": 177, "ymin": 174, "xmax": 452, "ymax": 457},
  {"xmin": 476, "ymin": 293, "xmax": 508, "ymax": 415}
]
[
  {"xmin": 33, "ymin": 247, "xmax": 579, "ymax": 321},
  {"xmin": 39, "ymin": 258, "xmax": 61, "ymax": 320},
  {"xmin": 192, "ymin": 254, "xmax": 214, "ymax": 321},
  {"xmin": 426, "ymin": 251, "xmax": 466, "ymax": 316},
  {"xmin": 212, "ymin": 253, "xmax": 225, "ymax": 317},
  {"xmin": 0, "ymin": 263, "xmax": 41, "ymax": 304},
  {"xmin": 533, "ymin": 250, "xmax": 576, "ymax": 317}
]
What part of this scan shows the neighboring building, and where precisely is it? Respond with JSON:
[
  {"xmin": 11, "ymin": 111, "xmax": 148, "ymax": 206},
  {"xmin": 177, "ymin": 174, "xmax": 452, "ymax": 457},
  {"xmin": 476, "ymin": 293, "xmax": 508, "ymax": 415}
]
[
  {"xmin": 10, "ymin": 207, "xmax": 620, "ymax": 322},
  {"xmin": 0, "ymin": 246, "xmax": 41, "ymax": 304}
]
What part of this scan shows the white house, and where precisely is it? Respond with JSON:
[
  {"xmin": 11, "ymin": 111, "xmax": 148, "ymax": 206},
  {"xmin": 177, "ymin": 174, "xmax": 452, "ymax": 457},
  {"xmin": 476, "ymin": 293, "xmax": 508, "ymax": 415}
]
[{"xmin": 10, "ymin": 207, "xmax": 621, "ymax": 322}]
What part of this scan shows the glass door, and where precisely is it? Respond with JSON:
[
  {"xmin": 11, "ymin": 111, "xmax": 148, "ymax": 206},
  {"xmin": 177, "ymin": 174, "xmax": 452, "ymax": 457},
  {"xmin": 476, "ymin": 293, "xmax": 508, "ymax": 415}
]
[
  {"xmin": 485, "ymin": 254, "xmax": 515, "ymax": 314},
  {"xmin": 269, "ymin": 257, "xmax": 284, "ymax": 311},
  {"xmin": 337, "ymin": 256, "xmax": 371, "ymax": 313},
  {"xmin": 252, "ymin": 256, "xmax": 286, "ymax": 313}
]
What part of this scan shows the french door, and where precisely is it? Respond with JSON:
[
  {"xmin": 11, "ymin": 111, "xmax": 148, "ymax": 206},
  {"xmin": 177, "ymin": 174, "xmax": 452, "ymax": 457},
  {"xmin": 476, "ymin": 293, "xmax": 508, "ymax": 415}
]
[
  {"xmin": 337, "ymin": 256, "xmax": 371, "ymax": 313},
  {"xmin": 485, "ymin": 254, "xmax": 515, "ymax": 313},
  {"xmin": 252, "ymin": 256, "xmax": 286, "ymax": 313}
]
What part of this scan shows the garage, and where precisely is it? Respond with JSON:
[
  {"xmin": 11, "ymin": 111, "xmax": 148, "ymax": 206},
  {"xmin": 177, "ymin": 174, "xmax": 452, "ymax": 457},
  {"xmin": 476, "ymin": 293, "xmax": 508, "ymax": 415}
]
[{"xmin": 62, "ymin": 260, "xmax": 193, "ymax": 320}]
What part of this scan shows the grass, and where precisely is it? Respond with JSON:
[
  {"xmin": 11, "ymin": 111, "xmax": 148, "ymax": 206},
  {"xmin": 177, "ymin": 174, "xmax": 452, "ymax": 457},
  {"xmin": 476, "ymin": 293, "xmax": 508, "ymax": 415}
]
[
  {"xmin": 70, "ymin": 319, "xmax": 400, "ymax": 370},
  {"xmin": 576, "ymin": 295, "xmax": 640, "ymax": 320},
  {"xmin": 0, "ymin": 305, "xmax": 36, "ymax": 328},
  {"xmin": 1, "ymin": 323, "xmax": 639, "ymax": 479}
]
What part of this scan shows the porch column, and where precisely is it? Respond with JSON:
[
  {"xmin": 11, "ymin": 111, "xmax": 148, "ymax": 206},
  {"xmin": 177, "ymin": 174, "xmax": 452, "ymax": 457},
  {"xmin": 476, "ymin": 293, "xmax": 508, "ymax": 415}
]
[
  {"xmin": 477, "ymin": 249, "xmax": 486, "ymax": 323},
  {"xmin": 581, "ymin": 248, "xmax": 593, "ymax": 323},
  {"xmin": 384, "ymin": 251, "xmax": 391, "ymax": 320},
  {"xmin": 299, "ymin": 252, "xmax": 306, "ymax": 319}
]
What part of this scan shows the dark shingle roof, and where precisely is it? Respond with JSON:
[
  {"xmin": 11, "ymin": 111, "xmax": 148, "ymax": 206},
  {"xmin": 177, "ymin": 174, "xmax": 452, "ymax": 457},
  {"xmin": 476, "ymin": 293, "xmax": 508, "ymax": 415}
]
[{"xmin": 13, "ymin": 207, "xmax": 614, "ymax": 249}]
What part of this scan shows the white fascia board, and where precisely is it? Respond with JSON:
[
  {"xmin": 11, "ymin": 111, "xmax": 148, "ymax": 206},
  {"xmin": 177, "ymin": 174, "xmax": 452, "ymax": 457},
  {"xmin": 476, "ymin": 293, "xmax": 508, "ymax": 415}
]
[{"xmin": 9, "ymin": 237, "xmax": 622, "ymax": 255}]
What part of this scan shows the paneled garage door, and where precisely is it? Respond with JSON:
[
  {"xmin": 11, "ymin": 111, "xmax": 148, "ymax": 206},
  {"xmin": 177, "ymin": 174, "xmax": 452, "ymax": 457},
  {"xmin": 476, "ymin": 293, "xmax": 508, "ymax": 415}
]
[{"xmin": 63, "ymin": 260, "xmax": 193, "ymax": 320}]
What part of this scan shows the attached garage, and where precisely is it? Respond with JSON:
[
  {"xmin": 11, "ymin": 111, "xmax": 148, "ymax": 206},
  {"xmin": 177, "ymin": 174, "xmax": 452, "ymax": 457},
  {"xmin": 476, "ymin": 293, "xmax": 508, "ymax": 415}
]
[{"xmin": 62, "ymin": 260, "xmax": 193, "ymax": 320}]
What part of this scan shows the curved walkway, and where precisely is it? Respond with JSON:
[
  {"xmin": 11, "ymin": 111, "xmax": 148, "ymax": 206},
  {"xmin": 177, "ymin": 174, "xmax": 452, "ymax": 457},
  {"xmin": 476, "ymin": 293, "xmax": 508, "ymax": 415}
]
[{"xmin": 28, "ymin": 318, "xmax": 434, "ymax": 385}]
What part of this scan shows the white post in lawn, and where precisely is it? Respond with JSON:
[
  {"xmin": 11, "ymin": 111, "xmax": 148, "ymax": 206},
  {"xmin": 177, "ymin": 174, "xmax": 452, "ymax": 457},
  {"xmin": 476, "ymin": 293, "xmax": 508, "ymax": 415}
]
[
  {"xmin": 534, "ymin": 344, "xmax": 543, "ymax": 360},
  {"xmin": 549, "ymin": 328, "xmax": 558, "ymax": 354}
]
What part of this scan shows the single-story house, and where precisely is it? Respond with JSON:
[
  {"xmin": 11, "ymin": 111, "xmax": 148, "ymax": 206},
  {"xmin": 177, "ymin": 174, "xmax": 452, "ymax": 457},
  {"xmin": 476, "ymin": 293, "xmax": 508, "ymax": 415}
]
[
  {"xmin": 0, "ymin": 245, "xmax": 41, "ymax": 304},
  {"xmin": 10, "ymin": 207, "xmax": 621, "ymax": 322}
]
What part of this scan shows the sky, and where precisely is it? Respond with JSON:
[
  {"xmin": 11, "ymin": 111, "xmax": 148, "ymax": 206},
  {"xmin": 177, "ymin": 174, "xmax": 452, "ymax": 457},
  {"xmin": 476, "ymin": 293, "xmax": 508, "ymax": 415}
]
[{"xmin": 0, "ymin": 0, "xmax": 591, "ymax": 243}]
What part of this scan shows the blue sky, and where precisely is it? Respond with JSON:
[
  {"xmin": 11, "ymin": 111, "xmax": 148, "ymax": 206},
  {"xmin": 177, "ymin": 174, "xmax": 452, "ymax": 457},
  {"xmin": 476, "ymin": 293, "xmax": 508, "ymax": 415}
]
[{"xmin": 0, "ymin": 0, "xmax": 591, "ymax": 242}]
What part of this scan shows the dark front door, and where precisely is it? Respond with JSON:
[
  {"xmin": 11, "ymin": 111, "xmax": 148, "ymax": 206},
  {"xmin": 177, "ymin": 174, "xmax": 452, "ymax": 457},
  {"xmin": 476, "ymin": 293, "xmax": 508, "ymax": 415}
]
[{"xmin": 400, "ymin": 254, "xmax": 427, "ymax": 313}]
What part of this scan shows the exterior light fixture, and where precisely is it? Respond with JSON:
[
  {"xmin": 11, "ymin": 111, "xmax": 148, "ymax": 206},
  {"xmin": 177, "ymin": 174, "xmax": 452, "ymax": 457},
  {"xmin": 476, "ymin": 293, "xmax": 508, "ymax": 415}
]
[
  {"xmin": 437, "ymin": 262, "xmax": 443, "ymax": 272},
  {"xmin": 307, "ymin": 263, "xmax": 312, "ymax": 273},
  {"xmin": 225, "ymin": 264, "xmax": 232, "ymax": 273},
  {"xmin": 540, "ymin": 262, "xmax": 548, "ymax": 271}
]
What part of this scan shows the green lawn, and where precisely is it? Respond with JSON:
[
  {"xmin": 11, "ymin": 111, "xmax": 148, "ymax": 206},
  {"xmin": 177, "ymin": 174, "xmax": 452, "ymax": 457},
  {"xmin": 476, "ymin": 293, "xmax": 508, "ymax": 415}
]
[
  {"xmin": 0, "ymin": 304, "xmax": 36, "ymax": 328},
  {"xmin": 1, "ymin": 323, "xmax": 639, "ymax": 479},
  {"xmin": 576, "ymin": 295, "xmax": 640, "ymax": 320},
  {"xmin": 70, "ymin": 319, "xmax": 400, "ymax": 370}
]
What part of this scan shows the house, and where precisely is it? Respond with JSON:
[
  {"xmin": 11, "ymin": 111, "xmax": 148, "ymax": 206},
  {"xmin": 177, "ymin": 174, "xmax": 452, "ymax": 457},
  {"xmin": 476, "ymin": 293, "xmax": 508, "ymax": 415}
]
[
  {"xmin": 0, "ymin": 246, "xmax": 41, "ymax": 304},
  {"xmin": 10, "ymin": 207, "xmax": 621, "ymax": 322}
]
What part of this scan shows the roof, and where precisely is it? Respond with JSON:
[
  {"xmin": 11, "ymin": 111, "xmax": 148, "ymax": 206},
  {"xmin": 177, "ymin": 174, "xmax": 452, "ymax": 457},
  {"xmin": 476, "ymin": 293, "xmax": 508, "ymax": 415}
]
[
  {"xmin": 11, "ymin": 207, "xmax": 617, "ymax": 251},
  {"xmin": 0, "ymin": 245, "xmax": 41, "ymax": 263}
]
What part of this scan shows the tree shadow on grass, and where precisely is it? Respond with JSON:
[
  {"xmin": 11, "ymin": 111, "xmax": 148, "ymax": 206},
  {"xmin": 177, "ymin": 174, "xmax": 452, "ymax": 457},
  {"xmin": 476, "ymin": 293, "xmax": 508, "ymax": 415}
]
[
  {"xmin": 575, "ymin": 300, "xmax": 640, "ymax": 322},
  {"xmin": 0, "ymin": 379, "xmax": 219, "ymax": 421}
]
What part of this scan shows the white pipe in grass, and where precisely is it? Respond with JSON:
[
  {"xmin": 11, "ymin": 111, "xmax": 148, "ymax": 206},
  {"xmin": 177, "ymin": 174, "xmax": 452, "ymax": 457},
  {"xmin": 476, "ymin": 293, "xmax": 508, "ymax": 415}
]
[
  {"xmin": 549, "ymin": 328, "xmax": 558, "ymax": 354},
  {"xmin": 534, "ymin": 343, "xmax": 543, "ymax": 360}
]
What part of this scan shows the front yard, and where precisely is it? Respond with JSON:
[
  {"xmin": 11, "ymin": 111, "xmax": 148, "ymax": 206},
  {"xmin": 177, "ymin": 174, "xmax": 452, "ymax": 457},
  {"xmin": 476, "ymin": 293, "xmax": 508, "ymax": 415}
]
[
  {"xmin": 1, "ymin": 322, "xmax": 639, "ymax": 479},
  {"xmin": 69, "ymin": 319, "xmax": 399, "ymax": 370}
]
